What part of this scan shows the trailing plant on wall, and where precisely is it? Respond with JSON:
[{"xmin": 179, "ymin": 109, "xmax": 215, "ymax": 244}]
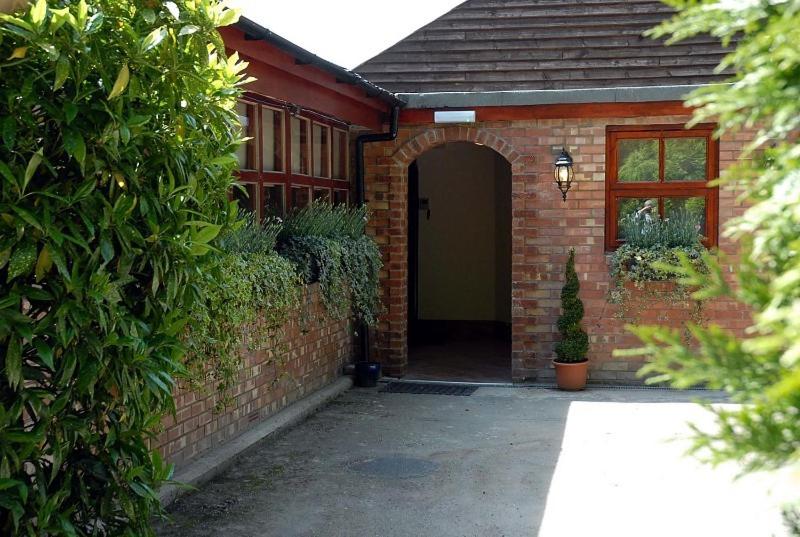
[
  {"xmin": 184, "ymin": 250, "xmax": 301, "ymax": 407},
  {"xmin": 184, "ymin": 202, "xmax": 383, "ymax": 406},
  {"xmin": 0, "ymin": 0, "xmax": 245, "ymax": 534},
  {"xmin": 279, "ymin": 202, "xmax": 382, "ymax": 326},
  {"xmin": 555, "ymin": 249, "xmax": 589, "ymax": 363}
]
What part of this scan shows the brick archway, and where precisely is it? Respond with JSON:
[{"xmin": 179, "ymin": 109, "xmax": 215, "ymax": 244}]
[
  {"xmin": 391, "ymin": 127, "xmax": 523, "ymax": 169},
  {"xmin": 363, "ymin": 125, "xmax": 529, "ymax": 380}
]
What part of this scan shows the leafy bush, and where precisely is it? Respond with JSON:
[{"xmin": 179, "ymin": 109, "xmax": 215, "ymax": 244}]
[
  {"xmin": 280, "ymin": 235, "xmax": 382, "ymax": 325},
  {"xmin": 611, "ymin": 244, "xmax": 707, "ymax": 284},
  {"xmin": 279, "ymin": 200, "xmax": 368, "ymax": 240},
  {"xmin": 0, "ymin": 0, "xmax": 244, "ymax": 534},
  {"xmin": 218, "ymin": 210, "xmax": 282, "ymax": 255},
  {"xmin": 619, "ymin": 0, "xmax": 800, "ymax": 481},
  {"xmin": 555, "ymin": 249, "xmax": 589, "ymax": 363},
  {"xmin": 279, "ymin": 203, "xmax": 382, "ymax": 326},
  {"xmin": 618, "ymin": 208, "xmax": 702, "ymax": 249}
]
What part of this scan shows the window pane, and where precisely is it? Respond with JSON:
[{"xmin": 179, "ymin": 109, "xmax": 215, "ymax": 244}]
[
  {"xmin": 664, "ymin": 196, "xmax": 706, "ymax": 237},
  {"xmin": 616, "ymin": 197, "xmax": 657, "ymax": 241},
  {"xmin": 617, "ymin": 139, "xmax": 658, "ymax": 182},
  {"xmin": 262, "ymin": 184, "xmax": 285, "ymax": 218},
  {"xmin": 235, "ymin": 102, "xmax": 257, "ymax": 171},
  {"xmin": 333, "ymin": 189, "xmax": 348, "ymax": 206},
  {"xmin": 262, "ymin": 108, "xmax": 283, "ymax": 172},
  {"xmin": 312, "ymin": 124, "xmax": 330, "ymax": 177},
  {"xmin": 332, "ymin": 129, "xmax": 347, "ymax": 180},
  {"xmin": 313, "ymin": 187, "xmax": 331, "ymax": 203},
  {"xmin": 290, "ymin": 186, "xmax": 311, "ymax": 209},
  {"xmin": 291, "ymin": 117, "xmax": 309, "ymax": 175},
  {"xmin": 665, "ymin": 137, "xmax": 707, "ymax": 182},
  {"xmin": 233, "ymin": 182, "xmax": 257, "ymax": 214}
]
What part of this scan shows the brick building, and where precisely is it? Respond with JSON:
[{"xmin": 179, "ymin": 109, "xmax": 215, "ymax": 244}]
[
  {"xmin": 353, "ymin": 0, "xmax": 749, "ymax": 382},
  {"xmin": 160, "ymin": 0, "xmax": 755, "ymax": 471}
]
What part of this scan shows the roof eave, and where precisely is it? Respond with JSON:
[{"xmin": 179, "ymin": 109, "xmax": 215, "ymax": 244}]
[
  {"xmin": 233, "ymin": 17, "xmax": 405, "ymax": 108},
  {"xmin": 397, "ymin": 84, "xmax": 719, "ymax": 109}
]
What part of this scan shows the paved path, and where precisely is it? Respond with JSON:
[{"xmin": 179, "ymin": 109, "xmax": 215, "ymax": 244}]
[{"xmin": 156, "ymin": 385, "xmax": 792, "ymax": 537}]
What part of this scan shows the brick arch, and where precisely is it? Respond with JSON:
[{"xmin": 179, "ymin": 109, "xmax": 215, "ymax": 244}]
[
  {"xmin": 363, "ymin": 125, "xmax": 530, "ymax": 381},
  {"xmin": 390, "ymin": 126, "xmax": 523, "ymax": 168}
]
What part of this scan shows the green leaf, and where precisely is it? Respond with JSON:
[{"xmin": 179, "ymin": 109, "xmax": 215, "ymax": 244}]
[
  {"xmin": 7, "ymin": 242, "xmax": 36, "ymax": 282},
  {"xmin": 5, "ymin": 336, "xmax": 22, "ymax": 390},
  {"xmin": 63, "ymin": 131, "xmax": 86, "ymax": 167},
  {"xmin": 192, "ymin": 223, "xmax": 222, "ymax": 245},
  {"xmin": 63, "ymin": 102, "xmax": 78, "ymax": 124},
  {"xmin": 99, "ymin": 235, "xmax": 114, "ymax": 263},
  {"xmin": 11, "ymin": 205, "xmax": 42, "ymax": 231},
  {"xmin": 35, "ymin": 244, "xmax": 52, "ymax": 281},
  {"xmin": 1, "ymin": 117, "xmax": 16, "ymax": 149},
  {"xmin": 84, "ymin": 12, "xmax": 103, "ymax": 34},
  {"xmin": 164, "ymin": 2, "xmax": 180, "ymax": 20},
  {"xmin": 217, "ymin": 8, "xmax": 240, "ymax": 27},
  {"xmin": 34, "ymin": 339, "xmax": 54, "ymax": 370},
  {"xmin": 141, "ymin": 26, "xmax": 167, "ymax": 53},
  {"xmin": 107, "ymin": 64, "xmax": 129, "ymax": 100},
  {"xmin": 23, "ymin": 149, "xmax": 43, "ymax": 192},
  {"xmin": 53, "ymin": 55, "xmax": 69, "ymax": 90},
  {"xmin": 0, "ymin": 161, "xmax": 16, "ymax": 187},
  {"xmin": 178, "ymin": 25, "xmax": 199, "ymax": 37},
  {"xmin": 30, "ymin": 0, "xmax": 47, "ymax": 27}
]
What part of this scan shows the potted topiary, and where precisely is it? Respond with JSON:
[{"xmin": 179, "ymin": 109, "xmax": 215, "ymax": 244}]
[{"xmin": 553, "ymin": 248, "xmax": 590, "ymax": 390}]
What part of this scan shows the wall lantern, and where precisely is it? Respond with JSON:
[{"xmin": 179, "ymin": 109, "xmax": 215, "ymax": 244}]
[{"xmin": 554, "ymin": 148, "xmax": 575, "ymax": 202}]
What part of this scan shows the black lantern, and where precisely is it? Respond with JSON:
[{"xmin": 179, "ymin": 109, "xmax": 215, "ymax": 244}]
[{"xmin": 554, "ymin": 148, "xmax": 574, "ymax": 202}]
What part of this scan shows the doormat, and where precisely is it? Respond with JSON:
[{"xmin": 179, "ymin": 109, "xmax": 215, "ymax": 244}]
[{"xmin": 380, "ymin": 382, "xmax": 478, "ymax": 396}]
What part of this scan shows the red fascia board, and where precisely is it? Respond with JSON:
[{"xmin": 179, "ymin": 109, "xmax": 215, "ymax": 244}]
[
  {"xmin": 221, "ymin": 27, "xmax": 390, "ymax": 130},
  {"xmin": 399, "ymin": 101, "xmax": 693, "ymax": 124}
]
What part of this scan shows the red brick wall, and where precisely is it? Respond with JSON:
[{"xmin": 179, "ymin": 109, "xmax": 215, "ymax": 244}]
[
  {"xmin": 156, "ymin": 284, "xmax": 353, "ymax": 466},
  {"xmin": 363, "ymin": 114, "xmax": 752, "ymax": 383}
]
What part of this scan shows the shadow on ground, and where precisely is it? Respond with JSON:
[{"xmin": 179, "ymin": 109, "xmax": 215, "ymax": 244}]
[{"xmin": 154, "ymin": 386, "xmax": 790, "ymax": 537}]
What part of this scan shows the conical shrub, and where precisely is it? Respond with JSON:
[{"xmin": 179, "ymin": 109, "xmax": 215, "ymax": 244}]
[{"xmin": 555, "ymin": 249, "xmax": 589, "ymax": 363}]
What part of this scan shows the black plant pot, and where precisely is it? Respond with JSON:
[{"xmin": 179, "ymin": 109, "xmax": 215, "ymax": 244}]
[{"xmin": 354, "ymin": 361, "xmax": 381, "ymax": 388}]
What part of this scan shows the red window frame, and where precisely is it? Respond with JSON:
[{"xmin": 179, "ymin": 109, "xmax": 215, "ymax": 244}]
[
  {"xmin": 235, "ymin": 92, "xmax": 351, "ymax": 221},
  {"xmin": 605, "ymin": 123, "xmax": 719, "ymax": 251}
]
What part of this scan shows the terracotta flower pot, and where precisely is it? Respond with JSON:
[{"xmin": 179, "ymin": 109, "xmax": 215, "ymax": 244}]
[{"xmin": 552, "ymin": 360, "xmax": 588, "ymax": 391}]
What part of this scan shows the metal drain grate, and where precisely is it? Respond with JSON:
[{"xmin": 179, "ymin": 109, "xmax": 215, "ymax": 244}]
[{"xmin": 380, "ymin": 382, "xmax": 478, "ymax": 396}]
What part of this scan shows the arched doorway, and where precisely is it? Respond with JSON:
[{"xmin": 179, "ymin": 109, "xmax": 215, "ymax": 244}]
[{"xmin": 407, "ymin": 142, "xmax": 512, "ymax": 382}]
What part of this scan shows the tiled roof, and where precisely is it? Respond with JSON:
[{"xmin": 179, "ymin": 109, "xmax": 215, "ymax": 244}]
[{"xmin": 355, "ymin": 0, "xmax": 730, "ymax": 94}]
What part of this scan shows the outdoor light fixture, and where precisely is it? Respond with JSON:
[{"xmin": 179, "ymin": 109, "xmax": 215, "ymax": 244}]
[
  {"xmin": 434, "ymin": 110, "xmax": 476, "ymax": 123},
  {"xmin": 554, "ymin": 148, "xmax": 575, "ymax": 202}
]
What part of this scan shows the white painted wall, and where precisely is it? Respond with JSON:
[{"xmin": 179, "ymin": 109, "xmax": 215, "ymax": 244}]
[{"xmin": 416, "ymin": 142, "xmax": 511, "ymax": 322}]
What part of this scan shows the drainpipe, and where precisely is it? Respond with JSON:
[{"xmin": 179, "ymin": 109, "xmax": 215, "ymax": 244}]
[{"xmin": 355, "ymin": 105, "xmax": 400, "ymax": 363}]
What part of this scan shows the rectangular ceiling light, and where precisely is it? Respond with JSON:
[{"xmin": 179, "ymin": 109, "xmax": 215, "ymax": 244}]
[{"xmin": 434, "ymin": 110, "xmax": 476, "ymax": 123}]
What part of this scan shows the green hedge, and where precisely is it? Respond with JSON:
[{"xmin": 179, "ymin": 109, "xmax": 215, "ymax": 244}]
[
  {"xmin": 186, "ymin": 203, "xmax": 384, "ymax": 401},
  {"xmin": 0, "ymin": 1, "xmax": 244, "ymax": 534}
]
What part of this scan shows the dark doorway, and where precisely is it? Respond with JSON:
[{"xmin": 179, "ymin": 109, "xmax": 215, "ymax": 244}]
[{"xmin": 407, "ymin": 142, "xmax": 512, "ymax": 382}]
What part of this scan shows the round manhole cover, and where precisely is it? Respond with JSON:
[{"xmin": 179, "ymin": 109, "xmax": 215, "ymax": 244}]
[{"xmin": 349, "ymin": 456, "xmax": 439, "ymax": 479}]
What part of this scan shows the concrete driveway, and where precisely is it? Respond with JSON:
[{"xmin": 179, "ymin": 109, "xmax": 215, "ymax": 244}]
[{"xmin": 156, "ymin": 385, "xmax": 793, "ymax": 537}]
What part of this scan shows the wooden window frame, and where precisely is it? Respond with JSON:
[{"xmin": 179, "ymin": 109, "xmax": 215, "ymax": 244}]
[
  {"xmin": 312, "ymin": 122, "xmax": 331, "ymax": 179},
  {"xmin": 234, "ymin": 92, "xmax": 351, "ymax": 220},
  {"xmin": 332, "ymin": 127, "xmax": 349, "ymax": 181},
  {"xmin": 605, "ymin": 123, "xmax": 719, "ymax": 251}
]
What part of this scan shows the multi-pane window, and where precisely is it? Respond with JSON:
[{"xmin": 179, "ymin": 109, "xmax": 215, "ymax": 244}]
[
  {"xmin": 291, "ymin": 117, "xmax": 310, "ymax": 176},
  {"xmin": 605, "ymin": 124, "xmax": 719, "ymax": 250},
  {"xmin": 312, "ymin": 123, "xmax": 330, "ymax": 178},
  {"xmin": 332, "ymin": 129, "xmax": 348, "ymax": 180},
  {"xmin": 234, "ymin": 94, "xmax": 351, "ymax": 220}
]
